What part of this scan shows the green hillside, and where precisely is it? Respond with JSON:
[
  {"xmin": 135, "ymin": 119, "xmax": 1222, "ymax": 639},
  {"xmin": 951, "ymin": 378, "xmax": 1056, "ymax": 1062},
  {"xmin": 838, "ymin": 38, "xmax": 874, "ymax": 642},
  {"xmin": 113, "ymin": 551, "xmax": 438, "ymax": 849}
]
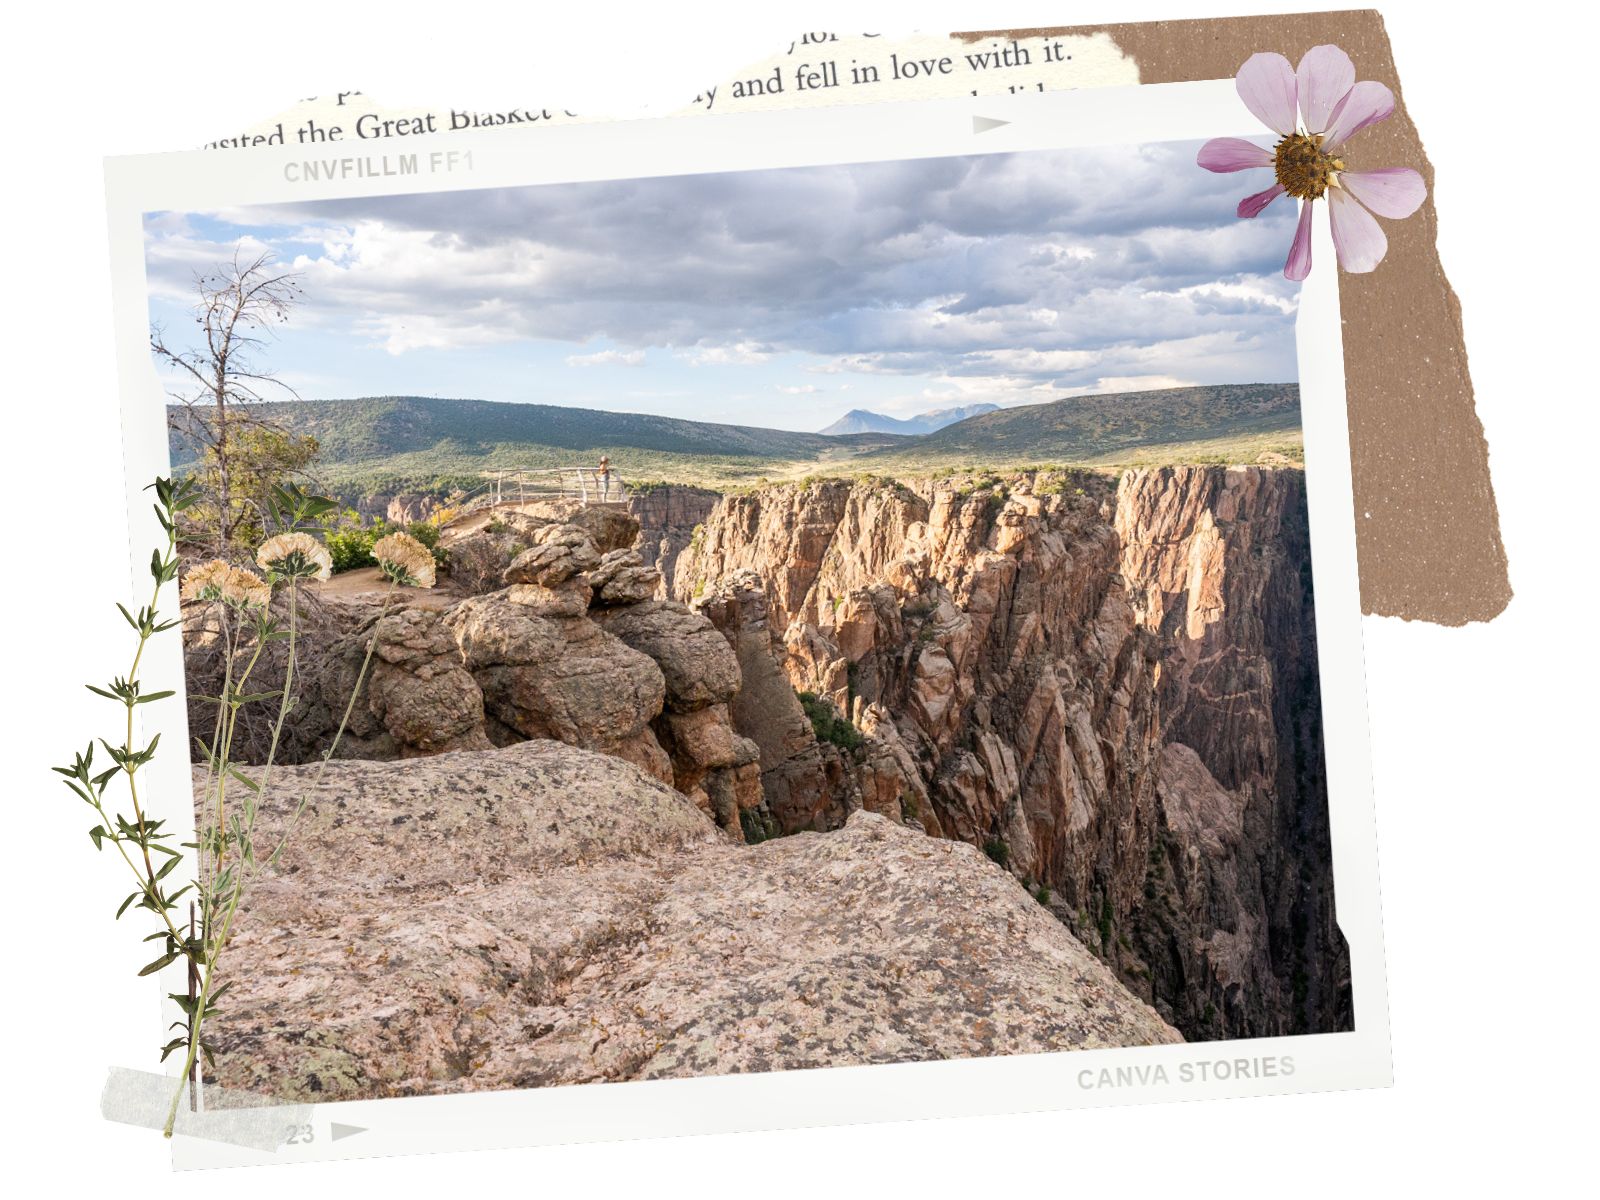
[
  {"xmin": 168, "ymin": 396, "xmax": 907, "ymax": 494},
  {"xmin": 168, "ymin": 385, "xmax": 1301, "ymax": 498},
  {"xmin": 860, "ymin": 384, "xmax": 1302, "ymax": 471}
]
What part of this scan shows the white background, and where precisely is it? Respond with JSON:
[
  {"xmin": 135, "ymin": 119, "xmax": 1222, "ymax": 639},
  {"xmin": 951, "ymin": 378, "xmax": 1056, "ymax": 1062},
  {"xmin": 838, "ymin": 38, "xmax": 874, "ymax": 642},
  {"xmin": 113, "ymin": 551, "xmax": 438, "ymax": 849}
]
[{"xmin": 3, "ymin": 1, "xmax": 1592, "ymax": 1194}]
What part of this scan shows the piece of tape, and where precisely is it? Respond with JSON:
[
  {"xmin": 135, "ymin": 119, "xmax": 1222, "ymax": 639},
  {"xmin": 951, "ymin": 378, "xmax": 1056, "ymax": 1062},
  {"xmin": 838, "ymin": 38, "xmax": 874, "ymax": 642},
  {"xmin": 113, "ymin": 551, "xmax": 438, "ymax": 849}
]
[{"xmin": 101, "ymin": 1067, "xmax": 311, "ymax": 1151}]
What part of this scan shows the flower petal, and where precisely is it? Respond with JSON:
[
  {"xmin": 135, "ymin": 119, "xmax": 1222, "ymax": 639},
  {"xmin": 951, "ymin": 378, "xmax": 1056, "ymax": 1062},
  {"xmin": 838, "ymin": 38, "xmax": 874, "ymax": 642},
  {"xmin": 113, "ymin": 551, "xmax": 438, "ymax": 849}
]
[
  {"xmin": 1297, "ymin": 45, "xmax": 1356, "ymax": 134},
  {"xmin": 1328, "ymin": 188, "xmax": 1389, "ymax": 273},
  {"xmin": 1236, "ymin": 52, "xmax": 1299, "ymax": 136},
  {"xmin": 1338, "ymin": 168, "xmax": 1426, "ymax": 219},
  {"xmin": 1322, "ymin": 80, "xmax": 1396, "ymax": 148},
  {"xmin": 1198, "ymin": 137, "xmax": 1274, "ymax": 173},
  {"xmin": 1238, "ymin": 183, "xmax": 1286, "ymax": 218},
  {"xmin": 1285, "ymin": 200, "xmax": 1315, "ymax": 281}
]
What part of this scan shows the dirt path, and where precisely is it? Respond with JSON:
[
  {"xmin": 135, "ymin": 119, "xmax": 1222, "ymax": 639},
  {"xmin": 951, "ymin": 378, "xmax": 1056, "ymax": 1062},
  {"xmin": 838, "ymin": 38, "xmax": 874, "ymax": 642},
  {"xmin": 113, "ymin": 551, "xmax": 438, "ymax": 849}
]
[{"xmin": 308, "ymin": 567, "xmax": 463, "ymax": 611}]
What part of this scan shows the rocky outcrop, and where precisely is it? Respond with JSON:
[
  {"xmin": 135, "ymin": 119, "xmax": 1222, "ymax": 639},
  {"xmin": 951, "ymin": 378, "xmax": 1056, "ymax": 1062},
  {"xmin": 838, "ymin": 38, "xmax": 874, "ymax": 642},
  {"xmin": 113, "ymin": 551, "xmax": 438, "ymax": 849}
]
[
  {"xmin": 446, "ymin": 502, "xmax": 641, "ymax": 598},
  {"xmin": 588, "ymin": 549, "xmax": 662, "ymax": 607},
  {"xmin": 672, "ymin": 468, "xmax": 1349, "ymax": 1041},
  {"xmin": 202, "ymin": 740, "xmax": 1179, "ymax": 1101},
  {"xmin": 186, "ymin": 503, "xmax": 759, "ymax": 829},
  {"xmin": 628, "ymin": 484, "xmax": 721, "ymax": 597},
  {"xmin": 593, "ymin": 598, "xmax": 760, "ymax": 833},
  {"xmin": 363, "ymin": 608, "xmax": 492, "ymax": 758},
  {"xmin": 448, "ymin": 591, "xmax": 673, "ymax": 782},
  {"xmin": 691, "ymin": 570, "xmax": 858, "ymax": 835}
]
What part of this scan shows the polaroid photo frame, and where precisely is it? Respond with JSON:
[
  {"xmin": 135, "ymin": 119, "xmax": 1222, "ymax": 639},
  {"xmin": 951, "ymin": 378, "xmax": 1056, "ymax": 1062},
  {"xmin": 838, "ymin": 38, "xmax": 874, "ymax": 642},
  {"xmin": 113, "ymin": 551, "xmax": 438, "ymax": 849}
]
[{"xmin": 102, "ymin": 79, "xmax": 1388, "ymax": 1169}]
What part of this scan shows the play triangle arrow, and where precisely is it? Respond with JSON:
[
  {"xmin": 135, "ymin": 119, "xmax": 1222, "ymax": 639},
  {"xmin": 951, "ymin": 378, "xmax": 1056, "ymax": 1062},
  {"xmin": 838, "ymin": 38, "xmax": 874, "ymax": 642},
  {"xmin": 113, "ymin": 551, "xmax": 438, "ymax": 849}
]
[
  {"xmin": 330, "ymin": 1123, "xmax": 368, "ymax": 1141},
  {"xmin": 972, "ymin": 116, "xmax": 1011, "ymax": 134}
]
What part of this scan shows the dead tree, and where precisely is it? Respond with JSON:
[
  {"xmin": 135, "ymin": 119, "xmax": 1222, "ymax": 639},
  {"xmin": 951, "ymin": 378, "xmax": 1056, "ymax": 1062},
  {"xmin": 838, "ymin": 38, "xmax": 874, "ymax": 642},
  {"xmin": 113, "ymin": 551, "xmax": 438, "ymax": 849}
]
[{"xmin": 152, "ymin": 249, "xmax": 303, "ymax": 556}]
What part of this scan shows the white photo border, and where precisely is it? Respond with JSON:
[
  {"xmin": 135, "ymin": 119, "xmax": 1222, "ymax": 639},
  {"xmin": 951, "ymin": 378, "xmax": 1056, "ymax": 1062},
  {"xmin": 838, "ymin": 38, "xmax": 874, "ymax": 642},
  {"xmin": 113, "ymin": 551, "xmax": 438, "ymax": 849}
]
[{"xmin": 100, "ymin": 79, "xmax": 1389, "ymax": 1169}]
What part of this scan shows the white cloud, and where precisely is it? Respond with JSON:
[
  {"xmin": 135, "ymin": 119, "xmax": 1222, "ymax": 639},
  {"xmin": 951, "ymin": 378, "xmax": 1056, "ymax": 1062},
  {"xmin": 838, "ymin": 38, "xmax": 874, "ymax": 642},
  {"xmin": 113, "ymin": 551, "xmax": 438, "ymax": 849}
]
[
  {"xmin": 1061, "ymin": 374, "xmax": 1199, "ymax": 395},
  {"xmin": 566, "ymin": 348, "xmax": 646, "ymax": 367},
  {"xmin": 681, "ymin": 341, "xmax": 773, "ymax": 366},
  {"xmin": 143, "ymin": 139, "xmax": 1299, "ymax": 407}
]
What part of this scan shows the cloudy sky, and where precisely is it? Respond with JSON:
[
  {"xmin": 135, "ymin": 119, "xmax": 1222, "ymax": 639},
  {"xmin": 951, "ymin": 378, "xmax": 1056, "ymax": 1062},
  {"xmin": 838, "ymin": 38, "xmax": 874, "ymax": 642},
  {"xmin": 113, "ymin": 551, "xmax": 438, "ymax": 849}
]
[{"xmin": 142, "ymin": 138, "xmax": 1299, "ymax": 431}]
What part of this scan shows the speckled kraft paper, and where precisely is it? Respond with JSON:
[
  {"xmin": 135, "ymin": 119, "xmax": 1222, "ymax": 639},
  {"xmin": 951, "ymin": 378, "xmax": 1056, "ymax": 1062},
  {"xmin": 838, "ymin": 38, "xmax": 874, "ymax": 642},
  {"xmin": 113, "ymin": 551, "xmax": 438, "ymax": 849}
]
[{"xmin": 960, "ymin": 10, "xmax": 1510, "ymax": 625}]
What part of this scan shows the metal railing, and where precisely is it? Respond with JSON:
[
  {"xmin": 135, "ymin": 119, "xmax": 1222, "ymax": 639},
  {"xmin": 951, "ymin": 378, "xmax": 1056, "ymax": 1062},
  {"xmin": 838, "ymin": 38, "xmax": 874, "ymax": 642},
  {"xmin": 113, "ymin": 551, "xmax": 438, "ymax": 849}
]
[{"xmin": 473, "ymin": 467, "xmax": 630, "ymax": 508}]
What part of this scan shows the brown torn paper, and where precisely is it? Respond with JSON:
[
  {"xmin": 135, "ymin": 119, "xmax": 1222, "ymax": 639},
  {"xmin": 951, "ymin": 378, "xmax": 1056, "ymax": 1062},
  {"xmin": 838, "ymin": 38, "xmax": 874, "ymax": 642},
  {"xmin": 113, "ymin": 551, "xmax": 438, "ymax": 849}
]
[{"xmin": 960, "ymin": 10, "xmax": 1510, "ymax": 625}]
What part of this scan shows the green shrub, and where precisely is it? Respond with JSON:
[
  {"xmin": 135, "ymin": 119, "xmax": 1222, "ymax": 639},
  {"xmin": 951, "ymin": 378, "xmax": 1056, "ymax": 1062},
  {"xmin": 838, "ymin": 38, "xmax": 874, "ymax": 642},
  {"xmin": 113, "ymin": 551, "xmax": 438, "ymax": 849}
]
[
  {"xmin": 983, "ymin": 838, "xmax": 1010, "ymax": 869},
  {"xmin": 797, "ymin": 691, "xmax": 865, "ymax": 753},
  {"xmin": 325, "ymin": 513, "xmax": 448, "ymax": 574},
  {"xmin": 739, "ymin": 807, "xmax": 779, "ymax": 845},
  {"xmin": 325, "ymin": 522, "xmax": 381, "ymax": 573}
]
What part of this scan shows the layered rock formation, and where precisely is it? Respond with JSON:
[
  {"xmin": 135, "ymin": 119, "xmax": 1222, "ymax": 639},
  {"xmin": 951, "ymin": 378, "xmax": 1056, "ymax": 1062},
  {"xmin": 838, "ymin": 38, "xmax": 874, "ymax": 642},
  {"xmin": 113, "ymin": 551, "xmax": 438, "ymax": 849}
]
[
  {"xmin": 671, "ymin": 467, "xmax": 1350, "ymax": 1040},
  {"xmin": 205, "ymin": 741, "xmax": 1179, "ymax": 1101}
]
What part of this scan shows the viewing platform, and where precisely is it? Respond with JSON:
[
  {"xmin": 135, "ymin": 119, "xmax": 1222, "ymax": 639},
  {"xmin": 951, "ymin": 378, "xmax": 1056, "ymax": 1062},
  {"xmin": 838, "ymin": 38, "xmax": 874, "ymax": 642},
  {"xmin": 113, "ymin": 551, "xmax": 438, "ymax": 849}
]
[{"xmin": 473, "ymin": 466, "xmax": 630, "ymax": 508}]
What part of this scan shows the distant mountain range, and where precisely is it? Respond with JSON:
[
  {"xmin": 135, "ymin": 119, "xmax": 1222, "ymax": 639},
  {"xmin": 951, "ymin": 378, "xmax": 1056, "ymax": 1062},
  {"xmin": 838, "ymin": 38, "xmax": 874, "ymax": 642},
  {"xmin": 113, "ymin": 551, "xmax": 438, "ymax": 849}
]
[
  {"xmin": 862, "ymin": 383, "xmax": 1302, "ymax": 470},
  {"xmin": 817, "ymin": 404, "xmax": 999, "ymax": 436},
  {"xmin": 167, "ymin": 384, "xmax": 1300, "ymax": 496}
]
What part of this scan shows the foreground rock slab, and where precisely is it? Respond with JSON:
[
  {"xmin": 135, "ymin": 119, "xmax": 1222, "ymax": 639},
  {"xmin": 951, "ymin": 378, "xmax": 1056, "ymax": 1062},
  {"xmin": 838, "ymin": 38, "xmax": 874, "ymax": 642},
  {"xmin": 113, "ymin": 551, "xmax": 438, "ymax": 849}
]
[{"xmin": 205, "ymin": 741, "xmax": 1179, "ymax": 1101}]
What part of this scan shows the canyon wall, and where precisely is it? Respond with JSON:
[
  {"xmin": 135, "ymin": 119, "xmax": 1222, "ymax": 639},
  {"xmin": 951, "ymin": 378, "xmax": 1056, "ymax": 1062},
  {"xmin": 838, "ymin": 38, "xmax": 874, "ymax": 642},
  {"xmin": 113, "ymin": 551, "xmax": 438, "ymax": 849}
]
[
  {"xmin": 628, "ymin": 484, "xmax": 721, "ymax": 597},
  {"xmin": 671, "ymin": 467, "xmax": 1350, "ymax": 1040}
]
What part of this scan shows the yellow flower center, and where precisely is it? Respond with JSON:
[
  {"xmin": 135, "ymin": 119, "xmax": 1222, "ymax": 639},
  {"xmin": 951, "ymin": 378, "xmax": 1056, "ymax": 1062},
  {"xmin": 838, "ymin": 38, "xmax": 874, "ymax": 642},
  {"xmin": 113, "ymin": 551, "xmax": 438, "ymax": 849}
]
[{"xmin": 1273, "ymin": 132, "xmax": 1345, "ymax": 201}]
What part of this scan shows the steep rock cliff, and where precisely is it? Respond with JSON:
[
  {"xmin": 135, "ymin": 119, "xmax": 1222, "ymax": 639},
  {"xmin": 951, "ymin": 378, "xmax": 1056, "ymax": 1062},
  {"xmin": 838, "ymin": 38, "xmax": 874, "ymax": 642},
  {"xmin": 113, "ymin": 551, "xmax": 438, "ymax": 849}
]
[
  {"xmin": 627, "ymin": 484, "xmax": 721, "ymax": 598},
  {"xmin": 1114, "ymin": 466, "xmax": 1350, "ymax": 1037},
  {"xmin": 671, "ymin": 468, "xmax": 1349, "ymax": 1040}
]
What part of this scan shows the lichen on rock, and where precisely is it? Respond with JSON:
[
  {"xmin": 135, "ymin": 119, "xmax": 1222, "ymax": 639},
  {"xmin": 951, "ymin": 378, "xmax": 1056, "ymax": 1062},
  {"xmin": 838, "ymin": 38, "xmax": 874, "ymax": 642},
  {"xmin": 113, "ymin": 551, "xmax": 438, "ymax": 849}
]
[{"xmin": 202, "ymin": 741, "xmax": 1179, "ymax": 1101}]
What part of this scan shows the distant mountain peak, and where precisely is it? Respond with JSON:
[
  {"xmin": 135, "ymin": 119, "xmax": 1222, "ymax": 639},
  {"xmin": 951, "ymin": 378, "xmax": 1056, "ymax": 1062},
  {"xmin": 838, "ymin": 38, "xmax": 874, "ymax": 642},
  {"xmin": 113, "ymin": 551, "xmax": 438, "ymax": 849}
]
[{"xmin": 818, "ymin": 403, "xmax": 999, "ymax": 437}]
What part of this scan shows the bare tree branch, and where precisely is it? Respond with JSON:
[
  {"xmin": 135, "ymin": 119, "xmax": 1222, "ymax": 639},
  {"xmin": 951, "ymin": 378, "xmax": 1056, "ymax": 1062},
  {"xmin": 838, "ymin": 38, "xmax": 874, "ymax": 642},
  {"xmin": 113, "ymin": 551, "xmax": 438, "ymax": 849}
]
[{"xmin": 151, "ymin": 248, "xmax": 305, "ymax": 555}]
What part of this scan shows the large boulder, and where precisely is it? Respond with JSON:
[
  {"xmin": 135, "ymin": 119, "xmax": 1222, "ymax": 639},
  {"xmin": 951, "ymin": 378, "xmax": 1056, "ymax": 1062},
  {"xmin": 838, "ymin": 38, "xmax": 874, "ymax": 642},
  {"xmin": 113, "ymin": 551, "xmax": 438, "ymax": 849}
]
[
  {"xmin": 503, "ymin": 525, "xmax": 601, "ymax": 587},
  {"xmin": 588, "ymin": 548, "xmax": 663, "ymax": 608},
  {"xmin": 201, "ymin": 741, "xmax": 1180, "ymax": 1101},
  {"xmin": 447, "ymin": 594, "xmax": 670, "ymax": 781},
  {"xmin": 595, "ymin": 600, "xmax": 740, "ymax": 714},
  {"xmin": 365, "ymin": 607, "xmax": 492, "ymax": 757}
]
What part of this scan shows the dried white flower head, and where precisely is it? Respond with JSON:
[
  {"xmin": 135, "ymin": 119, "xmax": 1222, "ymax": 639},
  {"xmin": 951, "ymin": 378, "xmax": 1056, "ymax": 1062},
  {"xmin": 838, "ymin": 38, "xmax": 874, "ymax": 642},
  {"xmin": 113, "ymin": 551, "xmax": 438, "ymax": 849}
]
[
  {"xmin": 180, "ymin": 559, "xmax": 272, "ymax": 608},
  {"xmin": 371, "ymin": 531, "xmax": 438, "ymax": 589},
  {"xmin": 256, "ymin": 531, "xmax": 333, "ymax": 581},
  {"xmin": 179, "ymin": 560, "xmax": 231, "ymax": 603}
]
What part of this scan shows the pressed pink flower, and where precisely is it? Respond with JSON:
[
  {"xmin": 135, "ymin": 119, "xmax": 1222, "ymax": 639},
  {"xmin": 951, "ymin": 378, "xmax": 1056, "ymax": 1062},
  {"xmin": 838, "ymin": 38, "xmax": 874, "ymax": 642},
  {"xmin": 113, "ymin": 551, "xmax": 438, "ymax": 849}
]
[{"xmin": 1197, "ymin": 45, "xmax": 1426, "ymax": 280}]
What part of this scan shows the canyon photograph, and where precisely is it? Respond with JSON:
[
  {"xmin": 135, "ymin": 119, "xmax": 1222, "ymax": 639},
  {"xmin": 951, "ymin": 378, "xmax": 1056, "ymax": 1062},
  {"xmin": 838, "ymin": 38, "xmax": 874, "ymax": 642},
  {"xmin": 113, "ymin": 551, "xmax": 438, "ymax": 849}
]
[{"xmin": 143, "ymin": 138, "xmax": 1350, "ymax": 1104}]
